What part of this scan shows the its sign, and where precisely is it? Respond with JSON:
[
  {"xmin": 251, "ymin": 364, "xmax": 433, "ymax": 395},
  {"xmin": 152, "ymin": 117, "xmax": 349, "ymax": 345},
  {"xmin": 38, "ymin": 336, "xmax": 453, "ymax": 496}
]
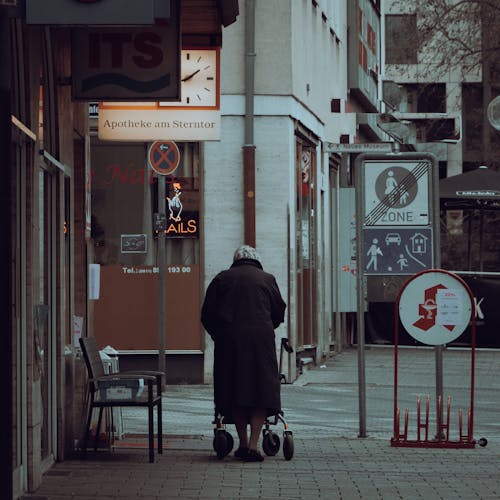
[
  {"xmin": 72, "ymin": 24, "xmax": 180, "ymax": 100},
  {"xmin": 26, "ymin": 0, "xmax": 167, "ymax": 25},
  {"xmin": 98, "ymin": 103, "xmax": 220, "ymax": 141}
]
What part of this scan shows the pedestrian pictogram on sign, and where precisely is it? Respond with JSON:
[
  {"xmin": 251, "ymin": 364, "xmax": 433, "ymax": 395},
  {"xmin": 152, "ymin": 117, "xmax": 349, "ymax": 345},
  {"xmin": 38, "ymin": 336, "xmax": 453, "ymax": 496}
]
[
  {"xmin": 148, "ymin": 141, "xmax": 180, "ymax": 176},
  {"xmin": 362, "ymin": 227, "xmax": 433, "ymax": 275},
  {"xmin": 364, "ymin": 160, "xmax": 430, "ymax": 226}
]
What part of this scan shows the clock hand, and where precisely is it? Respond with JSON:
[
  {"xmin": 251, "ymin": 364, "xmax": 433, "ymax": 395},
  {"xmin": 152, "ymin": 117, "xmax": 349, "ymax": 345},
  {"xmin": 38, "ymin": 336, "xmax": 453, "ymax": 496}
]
[{"xmin": 181, "ymin": 69, "xmax": 201, "ymax": 82}]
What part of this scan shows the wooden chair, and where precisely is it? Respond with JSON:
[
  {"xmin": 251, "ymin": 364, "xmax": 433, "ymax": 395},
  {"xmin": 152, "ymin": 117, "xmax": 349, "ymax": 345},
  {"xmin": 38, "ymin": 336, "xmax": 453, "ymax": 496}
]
[{"xmin": 79, "ymin": 336, "xmax": 163, "ymax": 462}]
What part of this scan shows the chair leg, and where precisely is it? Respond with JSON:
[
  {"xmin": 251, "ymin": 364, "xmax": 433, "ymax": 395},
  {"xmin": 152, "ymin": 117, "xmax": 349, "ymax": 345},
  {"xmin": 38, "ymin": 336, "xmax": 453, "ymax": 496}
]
[
  {"xmin": 82, "ymin": 405, "xmax": 94, "ymax": 454},
  {"xmin": 95, "ymin": 407, "xmax": 104, "ymax": 451},
  {"xmin": 148, "ymin": 405, "xmax": 154, "ymax": 463},
  {"xmin": 157, "ymin": 400, "xmax": 163, "ymax": 454}
]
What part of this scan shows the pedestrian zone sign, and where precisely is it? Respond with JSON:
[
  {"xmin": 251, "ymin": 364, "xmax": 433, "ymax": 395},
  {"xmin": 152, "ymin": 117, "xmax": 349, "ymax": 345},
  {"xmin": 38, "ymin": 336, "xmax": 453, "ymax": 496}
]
[
  {"xmin": 363, "ymin": 227, "xmax": 433, "ymax": 275},
  {"xmin": 364, "ymin": 159, "xmax": 430, "ymax": 226}
]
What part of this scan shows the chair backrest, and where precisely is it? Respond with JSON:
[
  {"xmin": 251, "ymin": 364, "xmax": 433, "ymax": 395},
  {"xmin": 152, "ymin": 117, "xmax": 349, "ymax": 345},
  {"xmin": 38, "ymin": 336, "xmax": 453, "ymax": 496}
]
[{"xmin": 79, "ymin": 336, "xmax": 106, "ymax": 380}]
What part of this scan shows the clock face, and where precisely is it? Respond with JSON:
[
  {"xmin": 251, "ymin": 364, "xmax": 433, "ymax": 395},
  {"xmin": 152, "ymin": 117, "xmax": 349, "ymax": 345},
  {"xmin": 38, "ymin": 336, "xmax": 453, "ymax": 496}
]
[{"xmin": 161, "ymin": 49, "xmax": 219, "ymax": 109}]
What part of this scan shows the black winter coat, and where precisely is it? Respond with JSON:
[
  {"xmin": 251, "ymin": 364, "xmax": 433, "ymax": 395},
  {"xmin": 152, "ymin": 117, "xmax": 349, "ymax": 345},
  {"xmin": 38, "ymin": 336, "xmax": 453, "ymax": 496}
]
[{"xmin": 201, "ymin": 258, "xmax": 286, "ymax": 418}]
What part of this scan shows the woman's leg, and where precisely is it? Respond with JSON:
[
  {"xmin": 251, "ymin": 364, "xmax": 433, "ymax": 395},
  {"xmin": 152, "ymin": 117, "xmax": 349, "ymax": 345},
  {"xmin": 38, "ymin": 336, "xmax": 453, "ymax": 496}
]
[
  {"xmin": 248, "ymin": 408, "xmax": 266, "ymax": 451},
  {"xmin": 231, "ymin": 406, "xmax": 249, "ymax": 449}
]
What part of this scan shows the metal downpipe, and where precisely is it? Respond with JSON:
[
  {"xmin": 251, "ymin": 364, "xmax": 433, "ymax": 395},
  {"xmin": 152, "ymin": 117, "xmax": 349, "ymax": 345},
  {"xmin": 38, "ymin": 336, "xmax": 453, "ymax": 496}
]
[{"xmin": 243, "ymin": 0, "xmax": 256, "ymax": 247}]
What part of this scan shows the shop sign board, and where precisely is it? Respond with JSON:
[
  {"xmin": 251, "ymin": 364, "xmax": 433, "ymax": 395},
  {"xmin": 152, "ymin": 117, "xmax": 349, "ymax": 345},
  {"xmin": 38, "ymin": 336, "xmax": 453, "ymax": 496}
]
[
  {"xmin": 26, "ymin": 0, "xmax": 165, "ymax": 25},
  {"xmin": 121, "ymin": 234, "xmax": 147, "ymax": 254},
  {"xmin": 98, "ymin": 103, "xmax": 220, "ymax": 141},
  {"xmin": 72, "ymin": 24, "xmax": 180, "ymax": 100}
]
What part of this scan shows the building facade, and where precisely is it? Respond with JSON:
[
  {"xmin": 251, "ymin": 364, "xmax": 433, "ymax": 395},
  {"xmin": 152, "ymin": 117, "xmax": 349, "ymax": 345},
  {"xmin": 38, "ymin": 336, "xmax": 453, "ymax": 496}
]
[
  {"xmin": 88, "ymin": 0, "xmax": 372, "ymax": 384},
  {"xmin": 2, "ymin": 2, "xmax": 239, "ymax": 498},
  {"xmin": 383, "ymin": 0, "xmax": 500, "ymax": 273}
]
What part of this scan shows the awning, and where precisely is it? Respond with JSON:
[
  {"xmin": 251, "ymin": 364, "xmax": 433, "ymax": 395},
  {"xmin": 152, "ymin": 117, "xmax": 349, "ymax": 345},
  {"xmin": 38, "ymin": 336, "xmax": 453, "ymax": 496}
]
[
  {"xmin": 216, "ymin": 0, "xmax": 239, "ymax": 27},
  {"xmin": 439, "ymin": 166, "xmax": 500, "ymax": 209}
]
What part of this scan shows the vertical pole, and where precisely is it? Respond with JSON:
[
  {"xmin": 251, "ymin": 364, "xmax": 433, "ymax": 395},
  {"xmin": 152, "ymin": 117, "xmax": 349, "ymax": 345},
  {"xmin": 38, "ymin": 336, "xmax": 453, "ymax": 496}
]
[
  {"xmin": 430, "ymin": 154, "xmax": 443, "ymax": 435},
  {"xmin": 334, "ymin": 165, "xmax": 342, "ymax": 352},
  {"xmin": 393, "ymin": 300, "xmax": 400, "ymax": 440},
  {"xmin": 354, "ymin": 156, "xmax": 367, "ymax": 438},
  {"xmin": 0, "ymin": 8, "xmax": 13, "ymax": 500},
  {"xmin": 243, "ymin": 146, "xmax": 256, "ymax": 247},
  {"xmin": 157, "ymin": 177, "xmax": 166, "ymax": 387},
  {"xmin": 243, "ymin": 0, "xmax": 256, "ymax": 247}
]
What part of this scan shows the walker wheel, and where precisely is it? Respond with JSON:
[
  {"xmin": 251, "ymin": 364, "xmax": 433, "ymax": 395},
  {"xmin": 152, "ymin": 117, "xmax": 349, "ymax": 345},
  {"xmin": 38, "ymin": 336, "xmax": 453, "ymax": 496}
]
[
  {"xmin": 262, "ymin": 430, "xmax": 280, "ymax": 456},
  {"xmin": 283, "ymin": 431, "xmax": 294, "ymax": 460},
  {"xmin": 213, "ymin": 430, "xmax": 233, "ymax": 459},
  {"xmin": 477, "ymin": 437, "xmax": 488, "ymax": 447}
]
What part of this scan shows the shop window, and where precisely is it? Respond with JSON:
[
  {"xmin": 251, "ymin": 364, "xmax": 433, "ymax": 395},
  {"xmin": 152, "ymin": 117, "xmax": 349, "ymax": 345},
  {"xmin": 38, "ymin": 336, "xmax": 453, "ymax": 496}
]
[{"xmin": 91, "ymin": 141, "xmax": 202, "ymax": 352}]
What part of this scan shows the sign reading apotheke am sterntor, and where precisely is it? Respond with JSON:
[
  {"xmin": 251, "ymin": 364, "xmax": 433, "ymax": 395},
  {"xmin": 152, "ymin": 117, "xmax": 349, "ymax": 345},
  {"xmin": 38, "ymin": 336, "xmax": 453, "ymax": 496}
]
[{"xmin": 98, "ymin": 102, "xmax": 220, "ymax": 141}]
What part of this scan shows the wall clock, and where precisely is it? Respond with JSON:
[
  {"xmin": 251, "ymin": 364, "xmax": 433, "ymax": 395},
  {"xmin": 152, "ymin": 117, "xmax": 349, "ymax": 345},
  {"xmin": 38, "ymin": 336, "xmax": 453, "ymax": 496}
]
[{"xmin": 161, "ymin": 48, "xmax": 219, "ymax": 109}]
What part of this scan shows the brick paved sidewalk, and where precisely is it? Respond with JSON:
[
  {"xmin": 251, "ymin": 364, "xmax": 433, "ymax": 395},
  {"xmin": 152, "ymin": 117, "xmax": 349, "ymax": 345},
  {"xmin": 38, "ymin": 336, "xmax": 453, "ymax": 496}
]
[{"xmin": 22, "ymin": 435, "xmax": 500, "ymax": 500}]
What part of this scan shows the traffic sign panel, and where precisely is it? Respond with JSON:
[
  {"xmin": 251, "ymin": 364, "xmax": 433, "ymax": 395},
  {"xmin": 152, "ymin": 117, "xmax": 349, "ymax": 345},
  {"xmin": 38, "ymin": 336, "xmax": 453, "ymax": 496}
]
[
  {"xmin": 398, "ymin": 270, "xmax": 473, "ymax": 345},
  {"xmin": 148, "ymin": 140, "xmax": 180, "ymax": 176},
  {"xmin": 362, "ymin": 227, "xmax": 433, "ymax": 275},
  {"xmin": 364, "ymin": 159, "xmax": 430, "ymax": 226}
]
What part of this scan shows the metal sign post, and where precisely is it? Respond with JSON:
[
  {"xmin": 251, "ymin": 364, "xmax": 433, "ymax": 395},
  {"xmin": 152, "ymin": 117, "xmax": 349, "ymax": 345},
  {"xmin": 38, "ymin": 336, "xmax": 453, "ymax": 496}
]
[
  {"xmin": 157, "ymin": 177, "xmax": 167, "ymax": 387},
  {"xmin": 392, "ymin": 269, "xmax": 487, "ymax": 448},
  {"xmin": 148, "ymin": 140, "xmax": 181, "ymax": 388},
  {"xmin": 355, "ymin": 152, "xmax": 439, "ymax": 438}
]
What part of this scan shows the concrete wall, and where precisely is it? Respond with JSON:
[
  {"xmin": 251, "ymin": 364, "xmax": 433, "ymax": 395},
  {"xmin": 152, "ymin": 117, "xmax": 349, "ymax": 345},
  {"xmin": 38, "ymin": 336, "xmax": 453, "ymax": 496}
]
[{"xmin": 202, "ymin": 1, "xmax": 353, "ymax": 381}]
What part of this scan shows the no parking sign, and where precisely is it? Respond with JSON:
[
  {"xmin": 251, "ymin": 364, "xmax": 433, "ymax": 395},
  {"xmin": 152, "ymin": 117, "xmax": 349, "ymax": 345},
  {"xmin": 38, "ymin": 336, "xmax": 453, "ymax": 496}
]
[{"xmin": 148, "ymin": 141, "xmax": 180, "ymax": 176}]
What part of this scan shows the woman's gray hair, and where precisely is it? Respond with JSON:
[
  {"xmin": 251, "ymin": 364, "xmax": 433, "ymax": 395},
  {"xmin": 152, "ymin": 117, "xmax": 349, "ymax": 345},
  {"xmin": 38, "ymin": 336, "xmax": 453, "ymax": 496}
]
[{"xmin": 233, "ymin": 245, "xmax": 262, "ymax": 263}]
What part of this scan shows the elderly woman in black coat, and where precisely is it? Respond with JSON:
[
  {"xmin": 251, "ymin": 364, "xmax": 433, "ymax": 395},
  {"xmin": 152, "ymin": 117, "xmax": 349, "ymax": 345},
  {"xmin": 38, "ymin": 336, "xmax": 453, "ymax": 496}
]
[{"xmin": 201, "ymin": 245, "xmax": 286, "ymax": 462}]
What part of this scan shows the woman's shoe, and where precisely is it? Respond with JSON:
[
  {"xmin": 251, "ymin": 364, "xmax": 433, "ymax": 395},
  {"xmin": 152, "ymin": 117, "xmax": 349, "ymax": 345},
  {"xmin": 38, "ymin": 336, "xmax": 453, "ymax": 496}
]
[
  {"xmin": 234, "ymin": 446, "xmax": 248, "ymax": 459},
  {"xmin": 244, "ymin": 449, "xmax": 264, "ymax": 462}
]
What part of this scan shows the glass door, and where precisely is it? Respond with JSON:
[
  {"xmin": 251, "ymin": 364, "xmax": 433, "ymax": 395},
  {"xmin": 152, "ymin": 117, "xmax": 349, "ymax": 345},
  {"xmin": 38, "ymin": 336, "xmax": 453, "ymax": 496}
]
[
  {"xmin": 295, "ymin": 141, "xmax": 318, "ymax": 349},
  {"xmin": 37, "ymin": 166, "xmax": 56, "ymax": 464}
]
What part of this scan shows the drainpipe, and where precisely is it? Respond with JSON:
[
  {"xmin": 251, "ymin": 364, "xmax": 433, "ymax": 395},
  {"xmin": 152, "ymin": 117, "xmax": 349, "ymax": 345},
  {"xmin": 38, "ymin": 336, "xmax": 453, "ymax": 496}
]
[
  {"xmin": 0, "ymin": 8, "xmax": 13, "ymax": 500},
  {"xmin": 243, "ymin": 0, "xmax": 256, "ymax": 247}
]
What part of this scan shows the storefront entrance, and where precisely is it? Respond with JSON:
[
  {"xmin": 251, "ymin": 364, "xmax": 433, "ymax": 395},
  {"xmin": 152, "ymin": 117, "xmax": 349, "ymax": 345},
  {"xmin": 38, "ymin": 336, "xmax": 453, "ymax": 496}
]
[
  {"xmin": 295, "ymin": 139, "xmax": 318, "ymax": 359},
  {"xmin": 90, "ymin": 141, "xmax": 203, "ymax": 381}
]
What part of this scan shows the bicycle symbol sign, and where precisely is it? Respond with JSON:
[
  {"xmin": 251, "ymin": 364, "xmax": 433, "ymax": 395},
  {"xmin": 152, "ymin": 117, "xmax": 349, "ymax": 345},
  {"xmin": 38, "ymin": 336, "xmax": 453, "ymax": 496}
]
[{"xmin": 148, "ymin": 141, "xmax": 180, "ymax": 176}]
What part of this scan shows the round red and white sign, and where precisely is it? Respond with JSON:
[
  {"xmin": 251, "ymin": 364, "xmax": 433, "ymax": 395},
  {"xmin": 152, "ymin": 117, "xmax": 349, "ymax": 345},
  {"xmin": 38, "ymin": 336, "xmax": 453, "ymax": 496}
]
[
  {"xmin": 398, "ymin": 270, "xmax": 473, "ymax": 346},
  {"xmin": 147, "ymin": 141, "xmax": 180, "ymax": 176}
]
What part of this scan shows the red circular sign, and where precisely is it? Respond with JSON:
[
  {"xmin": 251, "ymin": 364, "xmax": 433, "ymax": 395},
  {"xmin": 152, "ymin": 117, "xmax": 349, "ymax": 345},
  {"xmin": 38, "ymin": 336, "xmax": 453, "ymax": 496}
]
[
  {"xmin": 147, "ymin": 141, "xmax": 180, "ymax": 176},
  {"xmin": 398, "ymin": 270, "xmax": 473, "ymax": 346}
]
